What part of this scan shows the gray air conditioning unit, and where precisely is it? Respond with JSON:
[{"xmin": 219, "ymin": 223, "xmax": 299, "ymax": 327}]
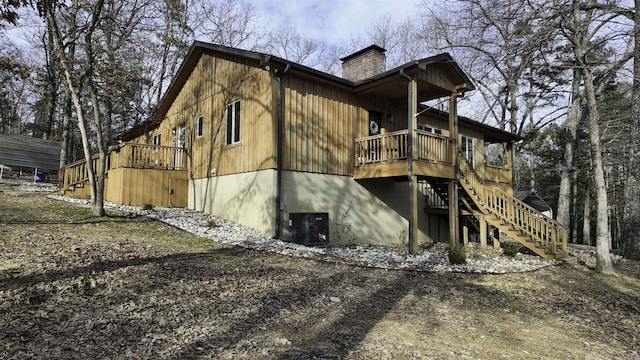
[{"xmin": 289, "ymin": 212, "xmax": 329, "ymax": 246}]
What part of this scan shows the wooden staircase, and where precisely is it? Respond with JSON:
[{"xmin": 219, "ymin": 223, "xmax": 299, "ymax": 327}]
[{"xmin": 457, "ymin": 154, "xmax": 567, "ymax": 259}]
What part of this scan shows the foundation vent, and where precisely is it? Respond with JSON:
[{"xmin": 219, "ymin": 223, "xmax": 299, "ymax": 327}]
[{"xmin": 289, "ymin": 213, "xmax": 329, "ymax": 246}]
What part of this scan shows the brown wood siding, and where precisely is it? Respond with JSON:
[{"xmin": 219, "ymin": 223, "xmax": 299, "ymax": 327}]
[
  {"xmin": 415, "ymin": 64, "xmax": 458, "ymax": 91},
  {"xmin": 118, "ymin": 168, "xmax": 188, "ymax": 207},
  {"xmin": 283, "ymin": 76, "xmax": 359, "ymax": 176},
  {"xmin": 131, "ymin": 54, "xmax": 275, "ymax": 178}
]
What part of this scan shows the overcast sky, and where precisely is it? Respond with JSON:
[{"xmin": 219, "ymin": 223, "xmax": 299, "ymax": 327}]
[{"xmin": 252, "ymin": 0, "xmax": 424, "ymax": 46}]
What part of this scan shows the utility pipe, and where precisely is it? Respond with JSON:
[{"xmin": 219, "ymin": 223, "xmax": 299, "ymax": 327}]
[{"xmin": 274, "ymin": 64, "xmax": 290, "ymax": 239}]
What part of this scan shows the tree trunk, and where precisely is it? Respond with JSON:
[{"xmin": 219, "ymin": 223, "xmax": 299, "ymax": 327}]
[
  {"xmin": 84, "ymin": 0, "xmax": 106, "ymax": 216},
  {"xmin": 622, "ymin": 0, "xmax": 640, "ymax": 257},
  {"xmin": 44, "ymin": 2, "xmax": 97, "ymax": 205},
  {"xmin": 45, "ymin": 0, "xmax": 106, "ymax": 216},
  {"xmin": 582, "ymin": 66, "xmax": 615, "ymax": 274},
  {"xmin": 583, "ymin": 188, "xmax": 591, "ymax": 246},
  {"xmin": 557, "ymin": 69, "xmax": 581, "ymax": 228}
]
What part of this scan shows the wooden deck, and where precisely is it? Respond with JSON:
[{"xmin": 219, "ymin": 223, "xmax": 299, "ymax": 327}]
[
  {"xmin": 61, "ymin": 143, "xmax": 188, "ymax": 207},
  {"xmin": 353, "ymin": 129, "xmax": 454, "ymax": 179}
]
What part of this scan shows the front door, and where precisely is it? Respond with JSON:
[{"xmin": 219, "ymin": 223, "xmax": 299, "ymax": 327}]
[
  {"xmin": 368, "ymin": 111, "xmax": 382, "ymax": 136},
  {"xmin": 175, "ymin": 124, "xmax": 186, "ymax": 167},
  {"xmin": 461, "ymin": 135, "xmax": 474, "ymax": 168},
  {"xmin": 177, "ymin": 124, "xmax": 186, "ymax": 147}
]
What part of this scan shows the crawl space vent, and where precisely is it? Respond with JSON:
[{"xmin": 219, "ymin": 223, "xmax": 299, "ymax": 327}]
[{"xmin": 289, "ymin": 213, "xmax": 329, "ymax": 246}]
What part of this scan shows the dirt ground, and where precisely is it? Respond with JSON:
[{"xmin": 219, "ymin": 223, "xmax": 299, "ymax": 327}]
[{"xmin": 1, "ymin": 181, "xmax": 640, "ymax": 359}]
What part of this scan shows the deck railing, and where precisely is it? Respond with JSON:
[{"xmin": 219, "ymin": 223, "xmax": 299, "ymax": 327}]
[
  {"xmin": 355, "ymin": 130, "xmax": 408, "ymax": 164},
  {"xmin": 459, "ymin": 154, "xmax": 567, "ymax": 257},
  {"xmin": 61, "ymin": 153, "xmax": 106, "ymax": 188},
  {"xmin": 354, "ymin": 129, "xmax": 453, "ymax": 166},
  {"xmin": 415, "ymin": 130, "xmax": 453, "ymax": 164},
  {"xmin": 112, "ymin": 143, "xmax": 187, "ymax": 169},
  {"xmin": 61, "ymin": 143, "xmax": 186, "ymax": 190}
]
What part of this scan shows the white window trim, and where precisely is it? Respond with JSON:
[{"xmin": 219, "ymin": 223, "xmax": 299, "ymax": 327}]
[
  {"xmin": 196, "ymin": 116, "xmax": 204, "ymax": 138},
  {"xmin": 225, "ymin": 100, "xmax": 240, "ymax": 145}
]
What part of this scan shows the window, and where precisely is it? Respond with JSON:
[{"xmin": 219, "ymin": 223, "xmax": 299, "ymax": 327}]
[
  {"xmin": 461, "ymin": 136, "xmax": 474, "ymax": 167},
  {"xmin": 417, "ymin": 123, "xmax": 442, "ymax": 135},
  {"xmin": 152, "ymin": 133, "xmax": 161, "ymax": 146},
  {"xmin": 368, "ymin": 111, "xmax": 382, "ymax": 136},
  {"xmin": 226, "ymin": 101, "xmax": 240, "ymax": 145},
  {"xmin": 196, "ymin": 116, "xmax": 204, "ymax": 137}
]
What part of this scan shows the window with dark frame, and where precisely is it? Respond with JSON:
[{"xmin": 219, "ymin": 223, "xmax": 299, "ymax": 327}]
[
  {"xmin": 152, "ymin": 133, "xmax": 161, "ymax": 145},
  {"xmin": 417, "ymin": 123, "xmax": 442, "ymax": 135},
  {"xmin": 196, "ymin": 116, "xmax": 204, "ymax": 137},
  {"xmin": 226, "ymin": 100, "xmax": 240, "ymax": 145}
]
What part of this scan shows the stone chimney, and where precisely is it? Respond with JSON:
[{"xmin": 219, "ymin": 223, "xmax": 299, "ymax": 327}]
[{"xmin": 340, "ymin": 45, "xmax": 387, "ymax": 82}]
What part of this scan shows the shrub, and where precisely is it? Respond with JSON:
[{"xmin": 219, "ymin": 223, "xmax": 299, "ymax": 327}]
[
  {"xmin": 448, "ymin": 244, "xmax": 467, "ymax": 264},
  {"xmin": 502, "ymin": 241, "xmax": 521, "ymax": 257}
]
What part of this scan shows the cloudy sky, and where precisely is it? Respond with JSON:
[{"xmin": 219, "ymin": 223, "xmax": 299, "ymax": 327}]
[{"xmin": 252, "ymin": 0, "xmax": 424, "ymax": 46}]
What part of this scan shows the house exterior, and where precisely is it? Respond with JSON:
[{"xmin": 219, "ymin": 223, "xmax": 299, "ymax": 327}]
[
  {"xmin": 61, "ymin": 42, "xmax": 567, "ymax": 258},
  {"xmin": 0, "ymin": 134, "xmax": 61, "ymax": 179}
]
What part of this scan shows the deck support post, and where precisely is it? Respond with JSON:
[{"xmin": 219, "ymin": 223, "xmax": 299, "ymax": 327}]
[
  {"xmin": 479, "ymin": 213, "xmax": 487, "ymax": 249},
  {"xmin": 492, "ymin": 226, "xmax": 501, "ymax": 249},
  {"xmin": 448, "ymin": 180, "xmax": 459, "ymax": 247},
  {"xmin": 406, "ymin": 75, "xmax": 418, "ymax": 255},
  {"xmin": 448, "ymin": 93, "xmax": 460, "ymax": 248},
  {"xmin": 463, "ymin": 221, "xmax": 469, "ymax": 247},
  {"xmin": 411, "ymin": 175, "xmax": 419, "ymax": 254}
]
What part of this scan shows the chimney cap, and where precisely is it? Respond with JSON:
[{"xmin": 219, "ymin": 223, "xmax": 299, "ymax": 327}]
[{"xmin": 340, "ymin": 45, "xmax": 387, "ymax": 62}]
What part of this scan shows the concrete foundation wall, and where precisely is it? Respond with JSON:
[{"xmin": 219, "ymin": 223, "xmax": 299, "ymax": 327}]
[
  {"xmin": 189, "ymin": 169, "xmax": 277, "ymax": 236},
  {"xmin": 189, "ymin": 169, "xmax": 447, "ymax": 246},
  {"xmin": 280, "ymin": 171, "xmax": 432, "ymax": 245}
]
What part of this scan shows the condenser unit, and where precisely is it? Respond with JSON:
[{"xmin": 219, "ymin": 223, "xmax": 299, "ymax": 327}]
[{"xmin": 289, "ymin": 212, "xmax": 329, "ymax": 246}]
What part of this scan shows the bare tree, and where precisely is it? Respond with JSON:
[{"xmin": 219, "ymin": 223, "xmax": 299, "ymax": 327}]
[
  {"xmin": 40, "ymin": 0, "xmax": 108, "ymax": 216},
  {"xmin": 191, "ymin": 0, "xmax": 259, "ymax": 49},
  {"xmin": 425, "ymin": 0, "xmax": 564, "ymax": 134},
  {"xmin": 556, "ymin": 0, "xmax": 633, "ymax": 274}
]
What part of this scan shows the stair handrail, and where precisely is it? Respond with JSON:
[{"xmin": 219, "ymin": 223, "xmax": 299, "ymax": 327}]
[{"xmin": 458, "ymin": 152, "xmax": 567, "ymax": 256}]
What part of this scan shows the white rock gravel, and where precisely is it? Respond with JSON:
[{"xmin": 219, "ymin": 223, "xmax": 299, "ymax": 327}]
[
  {"xmin": 46, "ymin": 194, "xmax": 559, "ymax": 273},
  {"xmin": 11, "ymin": 180, "xmax": 59, "ymax": 192}
]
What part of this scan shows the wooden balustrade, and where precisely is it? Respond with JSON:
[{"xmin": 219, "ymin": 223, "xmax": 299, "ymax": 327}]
[
  {"xmin": 458, "ymin": 153, "xmax": 567, "ymax": 256},
  {"xmin": 415, "ymin": 130, "xmax": 453, "ymax": 164},
  {"xmin": 114, "ymin": 143, "xmax": 187, "ymax": 169},
  {"xmin": 61, "ymin": 143, "xmax": 187, "ymax": 190},
  {"xmin": 354, "ymin": 130, "xmax": 453, "ymax": 166},
  {"xmin": 354, "ymin": 130, "xmax": 408, "ymax": 164}
]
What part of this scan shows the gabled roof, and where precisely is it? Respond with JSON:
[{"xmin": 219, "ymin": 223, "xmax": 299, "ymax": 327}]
[
  {"xmin": 515, "ymin": 191, "xmax": 552, "ymax": 212},
  {"xmin": 121, "ymin": 41, "xmax": 477, "ymax": 141}
]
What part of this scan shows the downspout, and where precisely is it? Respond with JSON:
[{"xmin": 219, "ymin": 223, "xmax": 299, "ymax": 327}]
[{"xmin": 274, "ymin": 64, "xmax": 290, "ymax": 239}]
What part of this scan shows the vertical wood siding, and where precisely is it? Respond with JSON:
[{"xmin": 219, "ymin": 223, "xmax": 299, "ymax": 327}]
[
  {"xmin": 132, "ymin": 53, "xmax": 275, "ymax": 179},
  {"xmin": 283, "ymin": 76, "xmax": 361, "ymax": 176}
]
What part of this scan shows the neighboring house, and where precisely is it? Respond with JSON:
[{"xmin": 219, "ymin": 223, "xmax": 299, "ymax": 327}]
[
  {"xmin": 0, "ymin": 134, "xmax": 61, "ymax": 179},
  {"xmin": 516, "ymin": 190, "xmax": 554, "ymax": 218},
  {"xmin": 61, "ymin": 42, "xmax": 567, "ymax": 258}
]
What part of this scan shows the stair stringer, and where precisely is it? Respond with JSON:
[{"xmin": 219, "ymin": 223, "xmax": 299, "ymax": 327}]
[{"xmin": 458, "ymin": 155, "xmax": 567, "ymax": 259}]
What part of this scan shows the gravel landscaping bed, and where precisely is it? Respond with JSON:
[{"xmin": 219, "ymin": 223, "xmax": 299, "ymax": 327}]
[{"xmin": 46, "ymin": 194, "xmax": 562, "ymax": 274}]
